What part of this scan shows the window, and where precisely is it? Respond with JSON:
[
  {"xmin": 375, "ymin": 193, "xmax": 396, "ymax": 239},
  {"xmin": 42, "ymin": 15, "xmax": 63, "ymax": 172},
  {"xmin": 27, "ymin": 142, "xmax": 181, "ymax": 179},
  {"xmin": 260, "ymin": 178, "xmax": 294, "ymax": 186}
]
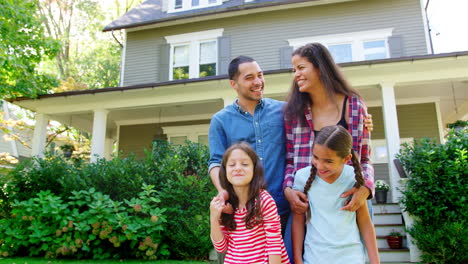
[
  {"xmin": 288, "ymin": 28, "xmax": 393, "ymax": 63},
  {"xmin": 169, "ymin": 0, "xmax": 222, "ymax": 12},
  {"xmin": 162, "ymin": 125, "xmax": 209, "ymax": 146},
  {"xmin": 371, "ymin": 138, "xmax": 413, "ymax": 164},
  {"xmin": 165, "ymin": 29, "xmax": 223, "ymax": 80}
]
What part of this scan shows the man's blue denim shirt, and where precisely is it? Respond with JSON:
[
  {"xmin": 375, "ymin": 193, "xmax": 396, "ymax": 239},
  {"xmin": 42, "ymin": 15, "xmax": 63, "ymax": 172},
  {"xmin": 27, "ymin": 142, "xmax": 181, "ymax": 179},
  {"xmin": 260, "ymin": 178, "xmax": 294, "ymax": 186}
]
[{"xmin": 208, "ymin": 98, "xmax": 289, "ymax": 215}]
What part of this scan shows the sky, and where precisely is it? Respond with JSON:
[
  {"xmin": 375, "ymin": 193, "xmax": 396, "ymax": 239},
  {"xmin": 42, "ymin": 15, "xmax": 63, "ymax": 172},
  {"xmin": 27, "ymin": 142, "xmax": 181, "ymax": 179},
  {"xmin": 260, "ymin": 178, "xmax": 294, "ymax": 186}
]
[{"xmin": 428, "ymin": 0, "xmax": 468, "ymax": 53}]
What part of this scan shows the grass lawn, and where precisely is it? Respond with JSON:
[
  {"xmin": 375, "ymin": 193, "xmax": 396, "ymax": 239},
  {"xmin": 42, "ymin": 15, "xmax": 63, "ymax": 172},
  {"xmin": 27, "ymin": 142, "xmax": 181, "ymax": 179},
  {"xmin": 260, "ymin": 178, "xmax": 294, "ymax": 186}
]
[{"xmin": 0, "ymin": 258, "xmax": 209, "ymax": 264}]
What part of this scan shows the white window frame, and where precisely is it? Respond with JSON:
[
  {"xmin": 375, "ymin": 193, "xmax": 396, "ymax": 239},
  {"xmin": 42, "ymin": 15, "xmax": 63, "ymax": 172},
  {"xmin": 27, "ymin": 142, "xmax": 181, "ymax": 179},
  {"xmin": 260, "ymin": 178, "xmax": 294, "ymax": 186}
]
[
  {"xmin": 168, "ymin": 0, "xmax": 222, "ymax": 13},
  {"xmin": 370, "ymin": 138, "xmax": 413, "ymax": 164},
  {"xmin": 162, "ymin": 124, "xmax": 209, "ymax": 144},
  {"xmin": 287, "ymin": 28, "xmax": 394, "ymax": 62},
  {"xmin": 165, "ymin": 29, "xmax": 223, "ymax": 80}
]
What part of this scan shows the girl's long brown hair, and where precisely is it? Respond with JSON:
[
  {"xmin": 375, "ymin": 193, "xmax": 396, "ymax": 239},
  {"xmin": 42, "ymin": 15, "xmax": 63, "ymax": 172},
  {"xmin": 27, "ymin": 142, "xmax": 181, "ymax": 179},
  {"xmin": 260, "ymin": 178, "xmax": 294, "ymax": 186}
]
[
  {"xmin": 302, "ymin": 125, "xmax": 365, "ymax": 221},
  {"xmin": 284, "ymin": 43, "xmax": 360, "ymax": 124},
  {"xmin": 219, "ymin": 142, "xmax": 267, "ymax": 230}
]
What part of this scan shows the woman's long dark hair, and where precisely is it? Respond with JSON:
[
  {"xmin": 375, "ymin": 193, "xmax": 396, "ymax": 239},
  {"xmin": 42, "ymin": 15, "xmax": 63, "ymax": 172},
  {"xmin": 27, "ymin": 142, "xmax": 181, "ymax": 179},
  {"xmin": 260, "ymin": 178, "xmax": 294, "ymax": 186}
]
[
  {"xmin": 284, "ymin": 43, "xmax": 360, "ymax": 124},
  {"xmin": 302, "ymin": 125, "xmax": 365, "ymax": 221},
  {"xmin": 219, "ymin": 142, "xmax": 267, "ymax": 230}
]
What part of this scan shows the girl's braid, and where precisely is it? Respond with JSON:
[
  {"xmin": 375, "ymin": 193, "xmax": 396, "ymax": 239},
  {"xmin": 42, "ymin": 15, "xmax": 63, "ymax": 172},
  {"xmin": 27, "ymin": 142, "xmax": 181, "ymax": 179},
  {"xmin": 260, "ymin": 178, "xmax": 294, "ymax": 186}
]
[
  {"xmin": 302, "ymin": 165, "xmax": 317, "ymax": 222},
  {"xmin": 350, "ymin": 149, "xmax": 365, "ymax": 188}
]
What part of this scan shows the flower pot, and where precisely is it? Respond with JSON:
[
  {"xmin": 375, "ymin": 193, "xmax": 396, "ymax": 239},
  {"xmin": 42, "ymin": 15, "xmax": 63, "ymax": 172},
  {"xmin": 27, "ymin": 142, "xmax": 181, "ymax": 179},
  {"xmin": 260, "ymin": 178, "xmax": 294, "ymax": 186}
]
[
  {"xmin": 386, "ymin": 235, "xmax": 403, "ymax": 249},
  {"xmin": 375, "ymin": 189, "xmax": 388, "ymax": 204}
]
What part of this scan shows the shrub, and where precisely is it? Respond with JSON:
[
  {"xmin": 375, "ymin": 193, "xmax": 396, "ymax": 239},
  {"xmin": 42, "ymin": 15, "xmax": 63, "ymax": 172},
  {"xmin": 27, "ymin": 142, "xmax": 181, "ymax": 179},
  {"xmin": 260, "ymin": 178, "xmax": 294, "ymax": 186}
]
[
  {"xmin": 0, "ymin": 140, "xmax": 215, "ymax": 260},
  {"xmin": 0, "ymin": 184, "xmax": 167, "ymax": 259},
  {"xmin": 397, "ymin": 128, "xmax": 468, "ymax": 263}
]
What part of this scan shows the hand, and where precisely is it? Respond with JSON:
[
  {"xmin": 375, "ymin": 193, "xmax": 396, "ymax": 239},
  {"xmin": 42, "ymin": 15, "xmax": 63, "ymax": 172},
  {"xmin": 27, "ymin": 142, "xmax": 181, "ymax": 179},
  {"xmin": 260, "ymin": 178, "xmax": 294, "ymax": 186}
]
[
  {"xmin": 340, "ymin": 186, "xmax": 370, "ymax": 211},
  {"xmin": 364, "ymin": 114, "xmax": 373, "ymax": 132},
  {"xmin": 217, "ymin": 190, "xmax": 234, "ymax": 214},
  {"xmin": 210, "ymin": 196, "xmax": 226, "ymax": 221},
  {"xmin": 284, "ymin": 187, "xmax": 309, "ymax": 214}
]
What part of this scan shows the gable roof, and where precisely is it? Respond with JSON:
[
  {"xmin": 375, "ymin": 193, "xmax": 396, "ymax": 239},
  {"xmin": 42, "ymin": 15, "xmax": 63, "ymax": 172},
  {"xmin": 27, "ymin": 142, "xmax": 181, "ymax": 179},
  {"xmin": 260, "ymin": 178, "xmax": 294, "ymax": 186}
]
[{"xmin": 103, "ymin": 0, "xmax": 345, "ymax": 32}]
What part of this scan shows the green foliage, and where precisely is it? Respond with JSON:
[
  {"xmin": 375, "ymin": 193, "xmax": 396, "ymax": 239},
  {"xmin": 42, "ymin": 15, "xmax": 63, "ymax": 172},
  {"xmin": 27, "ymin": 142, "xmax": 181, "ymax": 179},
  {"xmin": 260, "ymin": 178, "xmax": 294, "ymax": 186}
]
[
  {"xmin": 1, "ymin": 140, "xmax": 215, "ymax": 260},
  {"xmin": 0, "ymin": 0, "xmax": 59, "ymax": 99},
  {"xmin": 397, "ymin": 128, "xmax": 468, "ymax": 263},
  {"xmin": 0, "ymin": 185, "xmax": 167, "ymax": 259}
]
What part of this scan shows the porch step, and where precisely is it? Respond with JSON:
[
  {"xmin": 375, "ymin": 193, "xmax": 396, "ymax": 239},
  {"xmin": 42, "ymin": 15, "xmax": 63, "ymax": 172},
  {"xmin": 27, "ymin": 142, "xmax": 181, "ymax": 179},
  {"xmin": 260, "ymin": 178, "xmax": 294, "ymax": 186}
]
[
  {"xmin": 372, "ymin": 203, "xmax": 411, "ymax": 263},
  {"xmin": 373, "ymin": 203, "xmax": 401, "ymax": 214},
  {"xmin": 378, "ymin": 248, "xmax": 411, "ymax": 262},
  {"xmin": 374, "ymin": 212, "xmax": 403, "ymax": 225}
]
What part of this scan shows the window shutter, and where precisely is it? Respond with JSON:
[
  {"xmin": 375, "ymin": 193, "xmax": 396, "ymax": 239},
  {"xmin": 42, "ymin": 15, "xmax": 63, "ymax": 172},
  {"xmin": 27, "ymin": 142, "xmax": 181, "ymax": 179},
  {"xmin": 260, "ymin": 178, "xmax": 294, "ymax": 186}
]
[
  {"xmin": 388, "ymin": 36, "xmax": 404, "ymax": 58},
  {"xmin": 217, "ymin": 36, "xmax": 231, "ymax": 76},
  {"xmin": 159, "ymin": 44, "xmax": 170, "ymax": 82},
  {"xmin": 280, "ymin": 46, "xmax": 293, "ymax": 69}
]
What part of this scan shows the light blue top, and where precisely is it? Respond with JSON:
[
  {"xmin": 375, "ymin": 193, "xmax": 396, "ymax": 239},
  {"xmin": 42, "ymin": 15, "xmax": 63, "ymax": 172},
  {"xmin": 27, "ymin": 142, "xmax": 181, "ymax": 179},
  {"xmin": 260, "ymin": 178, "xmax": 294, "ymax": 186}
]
[
  {"xmin": 208, "ymin": 98, "xmax": 289, "ymax": 215},
  {"xmin": 293, "ymin": 165, "xmax": 365, "ymax": 264}
]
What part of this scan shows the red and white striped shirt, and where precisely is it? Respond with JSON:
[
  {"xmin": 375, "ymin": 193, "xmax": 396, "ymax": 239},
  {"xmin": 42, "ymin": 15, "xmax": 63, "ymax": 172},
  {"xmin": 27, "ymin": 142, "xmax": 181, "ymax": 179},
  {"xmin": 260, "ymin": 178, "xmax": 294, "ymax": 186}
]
[{"xmin": 212, "ymin": 190, "xmax": 290, "ymax": 264}]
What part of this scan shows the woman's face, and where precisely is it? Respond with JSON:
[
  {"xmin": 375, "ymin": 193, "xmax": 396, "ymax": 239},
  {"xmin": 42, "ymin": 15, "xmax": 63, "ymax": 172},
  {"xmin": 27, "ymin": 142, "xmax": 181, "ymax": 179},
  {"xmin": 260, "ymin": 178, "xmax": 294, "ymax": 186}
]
[
  {"xmin": 292, "ymin": 55, "xmax": 321, "ymax": 94},
  {"xmin": 226, "ymin": 149, "xmax": 254, "ymax": 188}
]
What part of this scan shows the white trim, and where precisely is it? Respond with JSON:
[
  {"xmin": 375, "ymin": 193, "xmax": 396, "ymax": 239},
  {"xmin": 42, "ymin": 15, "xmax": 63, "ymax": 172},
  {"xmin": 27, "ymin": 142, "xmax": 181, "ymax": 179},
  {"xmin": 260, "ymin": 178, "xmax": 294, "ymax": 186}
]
[
  {"xmin": 165, "ymin": 29, "xmax": 223, "ymax": 44},
  {"xmin": 115, "ymin": 113, "xmax": 214, "ymax": 126},
  {"xmin": 419, "ymin": 0, "xmax": 433, "ymax": 54},
  {"xmin": 168, "ymin": 0, "xmax": 222, "ymax": 13},
  {"xmin": 166, "ymin": 29, "xmax": 223, "ymax": 80},
  {"xmin": 31, "ymin": 113, "xmax": 49, "ymax": 158},
  {"xmin": 380, "ymin": 82, "xmax": 402, "ymax": 203},
  {"xmin": 90, "ymin": 109, "xmax": 109, "ymax": 162},
  {"xmin": 162, "ymin": 124, "xmax": 209, "ymax": 143},
  {"xmin": 287, "ymin": 28, "xmax": 393, "ymax": 62},
  {"xmin": 434, "ymin": 100, "xmax": 445, "ymax": 143},
  {"xmin": 119, "ymin": 30, "xmax": 127, "ymax": 86},
  {"xmin": 365, "ymin": 96, "xmax": 439, "ymax": 107}
]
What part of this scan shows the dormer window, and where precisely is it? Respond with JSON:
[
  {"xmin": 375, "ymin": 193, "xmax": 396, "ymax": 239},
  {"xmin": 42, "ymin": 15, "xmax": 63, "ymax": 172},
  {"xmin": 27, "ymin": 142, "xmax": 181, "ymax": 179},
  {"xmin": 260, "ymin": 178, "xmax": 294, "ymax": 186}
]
[{"xmin": 169, "ymin": 0, "xmax": 222, "ymax": 13}]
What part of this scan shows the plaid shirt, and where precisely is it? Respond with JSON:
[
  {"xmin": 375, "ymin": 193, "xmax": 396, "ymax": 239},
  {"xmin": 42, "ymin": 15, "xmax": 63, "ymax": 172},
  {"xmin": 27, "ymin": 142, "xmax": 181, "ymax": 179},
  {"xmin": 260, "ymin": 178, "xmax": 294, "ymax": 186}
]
[{"xmin": 283, "ymin": 95, "xmax": 375, "ymax": 197}]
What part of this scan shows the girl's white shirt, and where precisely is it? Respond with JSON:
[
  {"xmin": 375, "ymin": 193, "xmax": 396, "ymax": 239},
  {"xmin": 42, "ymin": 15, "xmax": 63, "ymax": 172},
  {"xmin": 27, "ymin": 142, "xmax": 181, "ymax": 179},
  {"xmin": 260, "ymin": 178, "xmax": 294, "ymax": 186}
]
[{"xmin": 293, "ymin": 165, "xmax": 365, "ymax": 264}]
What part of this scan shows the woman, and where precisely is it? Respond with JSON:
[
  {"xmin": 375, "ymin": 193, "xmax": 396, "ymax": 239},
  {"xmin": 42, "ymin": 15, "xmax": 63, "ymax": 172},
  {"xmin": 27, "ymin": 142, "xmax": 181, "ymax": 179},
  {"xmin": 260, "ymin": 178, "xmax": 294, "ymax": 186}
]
[{"xmin": 283, "ymin": 43, "xmax": 374, "ymax": 216}]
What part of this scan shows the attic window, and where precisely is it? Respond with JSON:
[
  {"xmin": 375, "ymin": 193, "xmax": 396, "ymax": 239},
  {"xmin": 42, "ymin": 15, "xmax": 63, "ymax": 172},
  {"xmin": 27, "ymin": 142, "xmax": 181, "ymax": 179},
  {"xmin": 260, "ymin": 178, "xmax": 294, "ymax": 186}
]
[{"xmin": 168, "ymin": 0, "xmax": 222, "ymax": 13}]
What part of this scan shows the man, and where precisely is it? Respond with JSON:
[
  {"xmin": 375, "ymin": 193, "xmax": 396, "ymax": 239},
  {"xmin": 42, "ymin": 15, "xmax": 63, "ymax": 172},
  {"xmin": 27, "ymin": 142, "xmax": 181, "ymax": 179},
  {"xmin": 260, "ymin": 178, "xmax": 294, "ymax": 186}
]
[{"xmin": 208, "ymin": 56, "xmax": 293, "ymax": 262}]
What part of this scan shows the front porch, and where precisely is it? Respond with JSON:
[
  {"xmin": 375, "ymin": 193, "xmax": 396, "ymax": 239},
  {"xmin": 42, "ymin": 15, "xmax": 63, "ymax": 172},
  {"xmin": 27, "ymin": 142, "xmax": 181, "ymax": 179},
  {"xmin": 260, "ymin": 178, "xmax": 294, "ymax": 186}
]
[{"xmin": 11, "ymin": 52, "xmax": 467, "ymax": 203}]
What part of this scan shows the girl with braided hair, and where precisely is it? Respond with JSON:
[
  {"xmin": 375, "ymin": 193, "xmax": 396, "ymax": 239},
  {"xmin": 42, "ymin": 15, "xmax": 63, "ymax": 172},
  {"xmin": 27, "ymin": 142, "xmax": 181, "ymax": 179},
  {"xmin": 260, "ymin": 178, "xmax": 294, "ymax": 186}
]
[
  {"xmin": 210, "ymin": 142, "xmax": 290, "ymax": 264},
  {"xmin": 291, "ymin": 126, "xmax": 379, "ymax": 264}
]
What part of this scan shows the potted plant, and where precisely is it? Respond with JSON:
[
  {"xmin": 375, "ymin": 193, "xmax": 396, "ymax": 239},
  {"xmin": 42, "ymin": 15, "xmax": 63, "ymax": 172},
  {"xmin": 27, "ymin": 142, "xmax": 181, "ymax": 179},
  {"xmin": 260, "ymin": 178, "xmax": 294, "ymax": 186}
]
[
  {"xmin": 375, "ymin": 180, "xmax": 389, "ymax": 204},
  {"xmin": 59, "ymin": 143, "xmax": 75, "ymax": 158},
  {"xmin": 386, "ymin": 229, "xmax": 403, "ymax": 249}
]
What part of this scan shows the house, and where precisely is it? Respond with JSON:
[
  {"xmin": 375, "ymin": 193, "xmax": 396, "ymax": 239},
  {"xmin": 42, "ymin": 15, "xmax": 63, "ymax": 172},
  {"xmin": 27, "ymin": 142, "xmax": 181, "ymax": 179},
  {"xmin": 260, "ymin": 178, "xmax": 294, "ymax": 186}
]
[{"xmin": 8, "ymin": 0, "xmax": 468, "ymax": 261}]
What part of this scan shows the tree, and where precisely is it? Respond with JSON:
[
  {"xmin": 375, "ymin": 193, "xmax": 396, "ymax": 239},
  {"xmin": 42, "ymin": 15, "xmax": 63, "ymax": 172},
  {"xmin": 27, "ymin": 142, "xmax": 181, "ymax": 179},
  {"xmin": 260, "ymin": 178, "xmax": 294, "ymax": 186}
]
[{"xmin": 0, "ymin": 0, "xmax": 60, "ymax": 99}]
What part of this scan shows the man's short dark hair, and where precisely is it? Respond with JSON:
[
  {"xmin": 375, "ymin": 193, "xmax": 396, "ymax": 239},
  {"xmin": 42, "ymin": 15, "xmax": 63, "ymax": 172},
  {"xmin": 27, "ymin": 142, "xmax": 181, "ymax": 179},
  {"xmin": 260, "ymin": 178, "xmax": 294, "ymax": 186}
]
[{"xmin": 228, "ymin": 55, "xmax": 255, "ymax": 80}]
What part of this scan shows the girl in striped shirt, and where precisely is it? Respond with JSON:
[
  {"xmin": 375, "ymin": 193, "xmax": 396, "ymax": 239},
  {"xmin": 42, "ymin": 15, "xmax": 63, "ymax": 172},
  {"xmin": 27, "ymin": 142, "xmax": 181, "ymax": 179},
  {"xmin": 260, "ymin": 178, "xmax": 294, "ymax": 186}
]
[{"xmin": 210, "ymin": 142, "xmax": 290, "ymax": 264}]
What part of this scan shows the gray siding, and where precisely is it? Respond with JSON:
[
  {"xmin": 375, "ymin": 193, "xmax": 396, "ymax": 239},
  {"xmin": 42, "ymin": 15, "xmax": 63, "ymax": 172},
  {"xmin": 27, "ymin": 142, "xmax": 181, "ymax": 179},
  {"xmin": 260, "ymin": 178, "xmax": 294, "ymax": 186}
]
[
  {"xmin": 123, "ymin": 0, "xmax": 427, "ymax": 86},
  {"xmin": 368, "ymin": 103, "xmax": 439, "ymax": 142}
]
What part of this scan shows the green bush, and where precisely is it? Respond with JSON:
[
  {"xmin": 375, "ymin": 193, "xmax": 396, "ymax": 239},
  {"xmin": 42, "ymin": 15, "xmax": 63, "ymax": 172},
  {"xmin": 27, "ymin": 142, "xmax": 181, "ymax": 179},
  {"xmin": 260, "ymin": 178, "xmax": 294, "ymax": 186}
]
[
  {"xmin": 397, "ymin": 128, "xmax": 468, "ymax": 263},
  {"xmin": 0, "ymin": 140, "xmax": 215, "ymax": 260},
  {"xmin": 0, "ymin": 184, "xmax": 167, "ymax": 259}
]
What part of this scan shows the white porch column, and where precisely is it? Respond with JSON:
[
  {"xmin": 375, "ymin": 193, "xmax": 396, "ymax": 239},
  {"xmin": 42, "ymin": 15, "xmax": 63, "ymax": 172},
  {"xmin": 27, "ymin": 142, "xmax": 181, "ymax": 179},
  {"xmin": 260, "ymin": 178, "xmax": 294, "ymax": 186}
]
[
  {"xmin": 90, "ymin": 109, "xmax": 108, "ymax": 162},
  {"xmin": 104, "ymin": 138, "xmax": 114, "ymax": 160},
  {"xmin": 31, "ymin": 113, "xmax": 49, "ymax": 157},
  {"xmin": 380, "ymin": 82, "xmax": 402, "ymax": 202},
  {"xmin": 222, "ymin": 97, "xmax": 235, "ymax": 108}
]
